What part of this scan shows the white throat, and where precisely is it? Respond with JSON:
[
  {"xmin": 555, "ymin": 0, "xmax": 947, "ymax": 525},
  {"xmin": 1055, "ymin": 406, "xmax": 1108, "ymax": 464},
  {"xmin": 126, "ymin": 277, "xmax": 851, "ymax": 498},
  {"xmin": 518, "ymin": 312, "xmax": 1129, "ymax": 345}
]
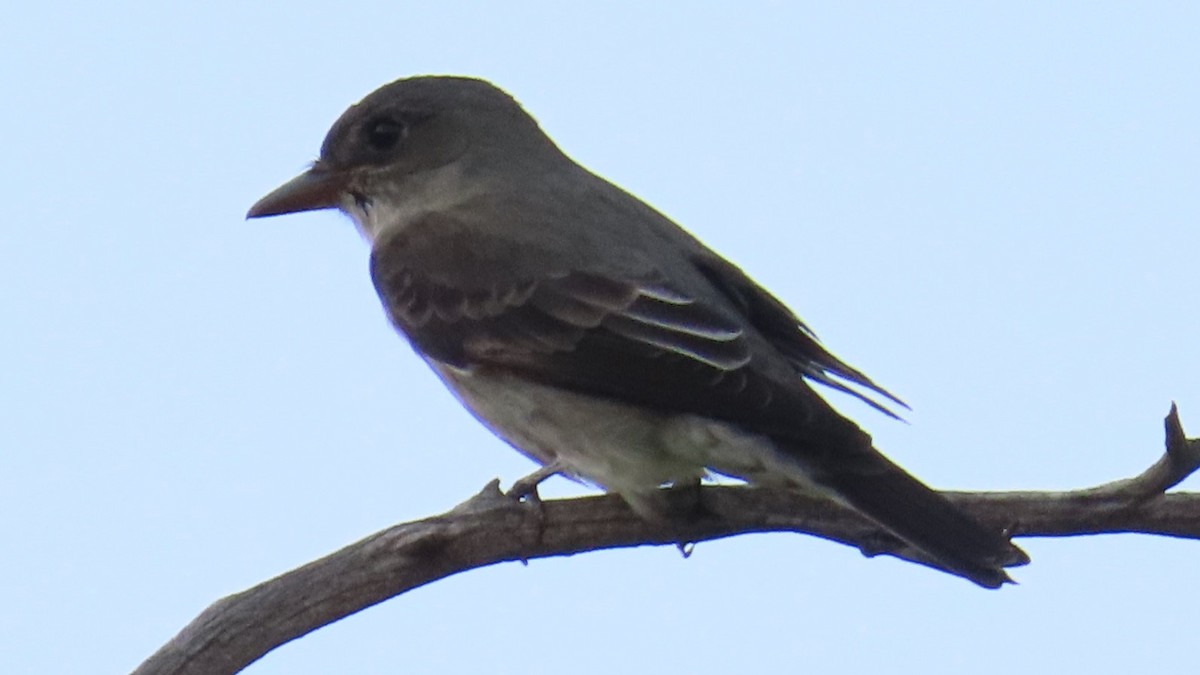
[{"xmin": 339, "ymin": 162, "xmax": 484, "ymax": 243}]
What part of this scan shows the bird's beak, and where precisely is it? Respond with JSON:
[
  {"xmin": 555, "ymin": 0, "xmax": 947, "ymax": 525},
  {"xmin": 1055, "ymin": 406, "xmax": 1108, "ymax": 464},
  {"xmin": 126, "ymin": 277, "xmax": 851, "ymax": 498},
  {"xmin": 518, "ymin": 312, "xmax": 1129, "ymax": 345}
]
[{"xmin": 246, "ymin": 166, "xmax": 349, "ymax": 218}]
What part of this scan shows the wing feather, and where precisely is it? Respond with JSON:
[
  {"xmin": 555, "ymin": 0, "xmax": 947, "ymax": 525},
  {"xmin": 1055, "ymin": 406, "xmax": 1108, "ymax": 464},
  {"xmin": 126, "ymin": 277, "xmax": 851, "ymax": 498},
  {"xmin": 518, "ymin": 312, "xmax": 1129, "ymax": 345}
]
[
  {"xmin": 692, "ymin": 254, "xmax": 908, "ymax": 418},
  {"xmin": 370, "ymin": 236, "xmax": 803, "ymax": 432}
]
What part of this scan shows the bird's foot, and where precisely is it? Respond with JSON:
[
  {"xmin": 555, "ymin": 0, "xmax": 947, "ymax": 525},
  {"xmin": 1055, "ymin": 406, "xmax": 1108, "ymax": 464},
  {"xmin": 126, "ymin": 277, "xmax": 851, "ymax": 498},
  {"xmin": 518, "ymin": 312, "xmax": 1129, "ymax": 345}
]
[
  {"xmin": 665, "ymin": 478, "xmax": 709, "ymax": 521},
  {"xmin": 621, "ymin": 479, "xmax": 710, "ymax": 527},
  {"xmin": 499, "ymin": 461, "xmax": 566, "ymax": 549},
  {"xmin": 506, "ymin": 461, "xmax": 564, "ymax": 505}
]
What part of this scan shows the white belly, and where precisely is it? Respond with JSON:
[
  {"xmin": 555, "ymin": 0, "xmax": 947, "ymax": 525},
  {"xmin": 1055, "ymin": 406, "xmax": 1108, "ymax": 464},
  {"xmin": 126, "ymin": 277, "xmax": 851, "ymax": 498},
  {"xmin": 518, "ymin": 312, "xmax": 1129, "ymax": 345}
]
[{"xmin": 428, "ymin": 361, "xmax": 810, "ymax": 511}]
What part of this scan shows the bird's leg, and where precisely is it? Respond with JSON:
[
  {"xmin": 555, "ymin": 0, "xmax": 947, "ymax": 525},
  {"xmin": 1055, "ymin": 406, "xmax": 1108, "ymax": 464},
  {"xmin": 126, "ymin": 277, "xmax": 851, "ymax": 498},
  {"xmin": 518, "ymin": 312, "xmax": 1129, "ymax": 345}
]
[
  {"xmin": 506, "ymin": 461, "xmax": 565, "ymax": 504},
  {"xmin": 620, "ymin": 478, "xmax": 710, "ymax": 525},
  {"xmin": 665, "ymin": 479, "xmax": 709, "ymax": 558},
  {"xmin": 620, "ymin": 480, "xmax": 711, "ymax": 557},
  {"xmin": 503, "ymin": 462, "xmax": 566, "ymax": 550}
]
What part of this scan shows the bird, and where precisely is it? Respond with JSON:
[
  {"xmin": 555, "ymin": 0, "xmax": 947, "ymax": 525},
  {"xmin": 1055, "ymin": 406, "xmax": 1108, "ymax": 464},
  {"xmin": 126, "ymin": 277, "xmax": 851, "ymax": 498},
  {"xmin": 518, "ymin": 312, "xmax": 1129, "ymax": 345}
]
[{"xmin": 247, "ymin": 75, "xmax": 1027, "ymax": 587}]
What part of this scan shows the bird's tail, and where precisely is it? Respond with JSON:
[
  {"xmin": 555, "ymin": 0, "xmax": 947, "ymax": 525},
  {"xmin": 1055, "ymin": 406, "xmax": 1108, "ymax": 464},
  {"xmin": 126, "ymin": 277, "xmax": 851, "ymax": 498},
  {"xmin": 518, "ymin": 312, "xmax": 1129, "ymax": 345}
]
[
  {"xmin": 780, "ymin": 426, "xmax": 1027, "ymax": 588},
  {"xmin": 823, "ymin": 454, "xmax": 1027, "ymax": 587}
]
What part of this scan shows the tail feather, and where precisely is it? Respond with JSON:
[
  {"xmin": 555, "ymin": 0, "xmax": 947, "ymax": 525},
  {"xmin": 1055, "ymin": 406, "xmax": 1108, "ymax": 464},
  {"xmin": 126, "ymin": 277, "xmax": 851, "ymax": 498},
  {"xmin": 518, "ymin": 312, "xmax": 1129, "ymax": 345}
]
[
  {"xmin": 825, "ymin": 461, "xmax": 1026, "ymax": 587},
  {"xmin": 785, "ymin": 436, "xmax": 1027, "ymax": 588}
]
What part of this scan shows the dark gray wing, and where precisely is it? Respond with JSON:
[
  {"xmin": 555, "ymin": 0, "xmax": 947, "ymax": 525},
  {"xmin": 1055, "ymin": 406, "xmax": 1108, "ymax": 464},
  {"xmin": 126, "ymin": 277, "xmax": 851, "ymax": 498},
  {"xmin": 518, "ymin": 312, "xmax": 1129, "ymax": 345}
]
[
  {"xmin": 691, "ymin": 252, "xmax": 907, "ymax": 419},
  {"xmin": 369, "ymin": 224, "xmax": 830, "ymax": 440}
]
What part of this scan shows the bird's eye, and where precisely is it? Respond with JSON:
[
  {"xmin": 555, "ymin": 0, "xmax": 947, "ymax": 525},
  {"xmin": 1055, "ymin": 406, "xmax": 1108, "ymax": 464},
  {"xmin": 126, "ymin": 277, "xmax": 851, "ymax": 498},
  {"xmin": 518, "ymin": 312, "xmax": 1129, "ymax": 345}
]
[{"xmin": 364, "ymin": 117, "xmax": 405, "ymax": 151}]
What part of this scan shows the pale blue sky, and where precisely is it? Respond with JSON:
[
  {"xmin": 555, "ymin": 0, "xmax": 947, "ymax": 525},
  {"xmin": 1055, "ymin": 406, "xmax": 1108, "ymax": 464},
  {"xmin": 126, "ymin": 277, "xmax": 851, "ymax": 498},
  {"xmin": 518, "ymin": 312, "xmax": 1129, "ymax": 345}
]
[{"xmin": 3, "ymin": 2, "xmax": 1198, "ymax": 673}]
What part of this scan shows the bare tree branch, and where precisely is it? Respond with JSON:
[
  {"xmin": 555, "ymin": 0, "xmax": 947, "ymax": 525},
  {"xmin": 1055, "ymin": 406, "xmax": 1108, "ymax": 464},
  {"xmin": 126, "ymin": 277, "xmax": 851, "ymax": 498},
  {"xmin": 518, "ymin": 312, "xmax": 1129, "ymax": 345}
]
[{"xmin": 134, "ymin": 405, "xmax": 1200, "ymax": 675}]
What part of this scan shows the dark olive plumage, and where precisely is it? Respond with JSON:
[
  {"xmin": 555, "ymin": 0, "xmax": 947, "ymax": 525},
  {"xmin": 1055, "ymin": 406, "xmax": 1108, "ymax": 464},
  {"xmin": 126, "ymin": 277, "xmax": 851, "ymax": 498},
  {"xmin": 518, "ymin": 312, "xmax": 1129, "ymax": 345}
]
[{"xmin": 249, "ymin": 75, "xmax": 1028, "ymax": 587}]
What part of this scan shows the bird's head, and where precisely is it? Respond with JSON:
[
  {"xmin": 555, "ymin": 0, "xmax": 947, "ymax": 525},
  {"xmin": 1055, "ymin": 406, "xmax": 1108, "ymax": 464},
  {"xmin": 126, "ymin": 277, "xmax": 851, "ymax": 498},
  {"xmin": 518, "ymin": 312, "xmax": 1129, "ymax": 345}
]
[{"xmin": 246, "ymin": 76, "xmax": 559, "ymax": 239}]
